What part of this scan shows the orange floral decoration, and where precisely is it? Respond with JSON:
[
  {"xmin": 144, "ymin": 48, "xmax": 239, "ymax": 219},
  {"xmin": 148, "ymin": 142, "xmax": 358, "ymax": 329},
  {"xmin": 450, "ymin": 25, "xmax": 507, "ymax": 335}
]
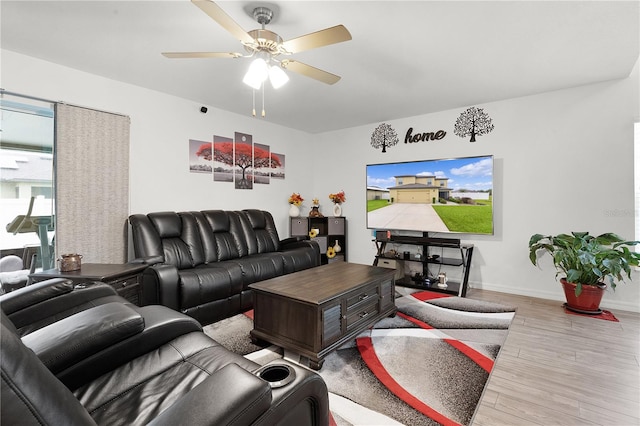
[
  {"xmin": 288, "ymin": 192, "xmax": 304, "ymax": 206},
  {"xmin": 329, "ymin": 191, "xmax": 346, "ymax": 204}
]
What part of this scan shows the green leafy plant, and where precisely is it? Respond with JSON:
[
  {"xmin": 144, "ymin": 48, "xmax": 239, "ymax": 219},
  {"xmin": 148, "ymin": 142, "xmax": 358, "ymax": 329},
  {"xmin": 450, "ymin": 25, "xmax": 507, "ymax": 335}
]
[{"xmin": 528, "ymin": 232, "xmax": 640, "ymax": 296}]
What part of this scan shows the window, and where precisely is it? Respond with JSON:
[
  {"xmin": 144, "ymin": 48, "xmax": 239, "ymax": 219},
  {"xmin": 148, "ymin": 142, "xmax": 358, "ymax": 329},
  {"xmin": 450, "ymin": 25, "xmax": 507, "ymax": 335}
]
[{"xmin": 0, "ymin": 94, "xmax": 55, "ymax": 269}]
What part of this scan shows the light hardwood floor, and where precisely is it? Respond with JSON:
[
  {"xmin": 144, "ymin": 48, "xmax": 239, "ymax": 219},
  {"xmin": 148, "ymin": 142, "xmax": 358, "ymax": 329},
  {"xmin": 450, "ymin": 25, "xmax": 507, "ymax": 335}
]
[{"xmin": 466, "ymin": 289, "xmax": 640, "ymax": 426}]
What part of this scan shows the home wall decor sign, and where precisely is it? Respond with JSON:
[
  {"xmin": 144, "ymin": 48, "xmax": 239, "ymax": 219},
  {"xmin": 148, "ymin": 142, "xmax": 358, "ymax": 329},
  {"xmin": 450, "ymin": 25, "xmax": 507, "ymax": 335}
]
[
  {"xmin": 404, "ymin": 127, "xmax": 447, "ymax": 144},
  {"xmin": 188, "ymin": 131, "xmax": 285, "ymax": 190},
  {"xmin": 454, "ymin": 107, "xmax": 494, "ymax": 142},
  {"xmin": 370, "ymin": 123, "xmax": 449, "ymax": 153}
]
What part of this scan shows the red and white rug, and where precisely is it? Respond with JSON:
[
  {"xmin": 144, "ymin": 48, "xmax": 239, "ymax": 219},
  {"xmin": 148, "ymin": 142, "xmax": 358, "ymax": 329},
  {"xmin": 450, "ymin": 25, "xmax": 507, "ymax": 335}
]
[{"xmin": 204, "ymin": 288, "xmax": 516, "ymax": 426}]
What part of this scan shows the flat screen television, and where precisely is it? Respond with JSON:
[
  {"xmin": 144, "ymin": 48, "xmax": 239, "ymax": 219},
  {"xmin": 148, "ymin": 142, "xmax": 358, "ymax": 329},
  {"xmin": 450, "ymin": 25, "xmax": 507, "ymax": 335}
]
[{"xmin": 366, "ymin": 155, "xmax": 494, "ymax": 235}]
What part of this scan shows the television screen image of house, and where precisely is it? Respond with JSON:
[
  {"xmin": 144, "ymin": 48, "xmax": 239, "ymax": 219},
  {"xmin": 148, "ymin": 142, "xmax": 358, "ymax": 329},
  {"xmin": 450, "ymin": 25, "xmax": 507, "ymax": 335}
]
[{"xmin": 366, "ymin": 155, "xmax": 494, "ymax": 235}]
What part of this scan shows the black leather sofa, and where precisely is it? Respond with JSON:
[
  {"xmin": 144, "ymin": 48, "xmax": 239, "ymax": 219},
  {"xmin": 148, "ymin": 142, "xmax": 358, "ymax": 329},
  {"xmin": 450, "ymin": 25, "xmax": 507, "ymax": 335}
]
[
  {"xmin": 1, "ymin": 280, "xmax": 330, "ymax": 425},
  {"xmin": 129, "ymin": 209, "xmax": 320, "ymax": 325}
]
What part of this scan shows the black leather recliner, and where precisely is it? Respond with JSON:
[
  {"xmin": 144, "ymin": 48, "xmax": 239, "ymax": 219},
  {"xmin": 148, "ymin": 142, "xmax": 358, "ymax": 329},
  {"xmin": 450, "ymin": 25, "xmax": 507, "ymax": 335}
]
[
  {"xmin": 1, "ymin": 284, "xmax": 330, "ymax": 425},
  {"xmin": 129, "ymin": 209, "xmax": 321, "ymax": 325}
]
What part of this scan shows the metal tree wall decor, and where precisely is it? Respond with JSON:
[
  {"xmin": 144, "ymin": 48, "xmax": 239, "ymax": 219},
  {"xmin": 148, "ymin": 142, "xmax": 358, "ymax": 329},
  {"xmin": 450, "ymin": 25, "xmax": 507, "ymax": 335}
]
[
  {"xmin": 371, "ymin": 123, "xmax": 399, "ymax": 153},
  {"xmin": 454, "ymin": 107, "xmax": 494, "ymax": 142}
]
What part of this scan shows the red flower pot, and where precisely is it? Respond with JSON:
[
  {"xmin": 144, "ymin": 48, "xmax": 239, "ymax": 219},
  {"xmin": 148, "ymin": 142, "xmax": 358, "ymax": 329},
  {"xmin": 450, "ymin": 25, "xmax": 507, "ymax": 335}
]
[{"xmin": 561, "ymin": 278, "xmax": 605, "ymax": 313}]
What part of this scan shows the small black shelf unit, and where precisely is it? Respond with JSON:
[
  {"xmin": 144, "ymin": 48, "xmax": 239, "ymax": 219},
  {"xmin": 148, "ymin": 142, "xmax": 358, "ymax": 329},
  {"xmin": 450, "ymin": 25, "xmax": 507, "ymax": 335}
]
[
  {"xmin": 373, "ymin": 233, "xmax": 473, "ymax": 297},
  {"xmin": 290, "ymin": 216, "xmax": 346, "ymax": 264}
]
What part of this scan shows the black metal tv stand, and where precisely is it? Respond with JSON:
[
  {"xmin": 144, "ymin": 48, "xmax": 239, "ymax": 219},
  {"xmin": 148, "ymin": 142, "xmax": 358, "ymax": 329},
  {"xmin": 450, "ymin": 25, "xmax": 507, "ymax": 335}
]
[{"xmin": 373, "ymin": 231, "xmax": 473, "ymax": 297}]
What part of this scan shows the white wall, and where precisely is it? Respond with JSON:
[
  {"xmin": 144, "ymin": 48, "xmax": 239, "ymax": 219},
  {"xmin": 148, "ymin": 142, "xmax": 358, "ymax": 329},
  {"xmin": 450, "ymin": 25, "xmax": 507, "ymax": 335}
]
[
  {"xmin": 1, "ymin": 50, "xmax": 314, "ymax": 238},
  {"xmin": 3, "ymin": 49, "xmax": 639, "ymax": 312},
  {"xmin": 313, "ymin": 62, "xmax": 640, "ymax": 313}
]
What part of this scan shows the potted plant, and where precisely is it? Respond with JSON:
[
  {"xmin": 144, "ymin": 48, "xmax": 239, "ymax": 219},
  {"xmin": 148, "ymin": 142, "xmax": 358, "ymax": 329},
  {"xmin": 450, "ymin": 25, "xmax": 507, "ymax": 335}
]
[{"xmin": 528, "ymin": 232, "xmax": 640, "ymax": 313}]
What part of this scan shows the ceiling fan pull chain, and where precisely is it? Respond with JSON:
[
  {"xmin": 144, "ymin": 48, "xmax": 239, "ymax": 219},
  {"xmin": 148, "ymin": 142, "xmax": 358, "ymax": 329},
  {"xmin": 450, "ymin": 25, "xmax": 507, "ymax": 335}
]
[
  {"xmin": 262, "ymin": 83, "xmax": 266, "ymax": 117},
  {"xmin": 252, "ymin": 88, "xmax": 256, "ymax": 117}
]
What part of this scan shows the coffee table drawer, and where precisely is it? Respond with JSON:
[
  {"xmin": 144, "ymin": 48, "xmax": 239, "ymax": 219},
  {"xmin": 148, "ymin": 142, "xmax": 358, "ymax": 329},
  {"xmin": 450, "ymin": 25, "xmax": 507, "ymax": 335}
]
[
  {"xmin": 346, "ymin": 300, "xmax": 379, "ymax": 331},
  {"xmin": 346, "ymin": 283, "xmax": 379, "ymax": 311}
]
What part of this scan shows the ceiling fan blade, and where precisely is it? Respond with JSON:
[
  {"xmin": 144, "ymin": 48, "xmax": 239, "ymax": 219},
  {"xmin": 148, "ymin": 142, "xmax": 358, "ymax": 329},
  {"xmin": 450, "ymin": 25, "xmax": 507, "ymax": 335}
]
[
  {"xmin": 281, "ymin": 25, "xmax": 352, "ymax": 54},
  {"xmin": 162, "ymin": 52, "xmax": 242, "ymax": 59},
  {"xmin": 191, "ymin": 0, "xmax": 255, "ymax": 46},
  {"xmin": 281, "ymin": 60, "xmax": 341, "ymax": 85}
]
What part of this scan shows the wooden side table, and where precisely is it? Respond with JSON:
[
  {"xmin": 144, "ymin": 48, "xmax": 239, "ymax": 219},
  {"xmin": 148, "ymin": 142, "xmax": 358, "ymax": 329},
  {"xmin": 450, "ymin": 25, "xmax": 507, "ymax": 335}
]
[{"xmin": 29, "ymin": 263, "xmax": 147, "ymax": 305}]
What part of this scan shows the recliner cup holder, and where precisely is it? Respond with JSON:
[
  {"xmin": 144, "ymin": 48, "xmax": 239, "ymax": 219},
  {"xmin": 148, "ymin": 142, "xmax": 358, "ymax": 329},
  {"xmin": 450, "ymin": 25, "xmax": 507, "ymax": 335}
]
[{"xmin": 255, "ymin": 364, "xmax": 296, "ymax": 388}]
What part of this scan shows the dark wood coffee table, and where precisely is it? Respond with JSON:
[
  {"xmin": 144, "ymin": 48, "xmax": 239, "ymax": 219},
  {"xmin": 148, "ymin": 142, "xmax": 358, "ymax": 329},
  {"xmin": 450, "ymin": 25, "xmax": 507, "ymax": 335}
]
[{"xmin": 249, "ymin": 262, "xmax": 396, "ymax": 370}]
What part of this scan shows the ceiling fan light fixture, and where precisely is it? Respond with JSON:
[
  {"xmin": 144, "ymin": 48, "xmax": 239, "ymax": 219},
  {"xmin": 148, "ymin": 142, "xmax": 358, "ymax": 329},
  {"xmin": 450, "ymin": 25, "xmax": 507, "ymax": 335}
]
[
  {"xmin": 243, "ymin": 57, "xmax": 268, "ymax": 89},
  {"xmin": 166, "ymin": 1, "xmax": 352, "ymax": 118},
  {"xmin": 269, "ymin": 65, "xmax": 289, "ymax": 89}
]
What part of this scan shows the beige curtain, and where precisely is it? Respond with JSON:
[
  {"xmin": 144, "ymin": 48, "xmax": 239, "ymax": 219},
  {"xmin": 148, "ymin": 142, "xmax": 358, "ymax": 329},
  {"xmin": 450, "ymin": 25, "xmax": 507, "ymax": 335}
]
[{"xmin": 55, "ymin": 104, "xmax": 130, "ymax": 264}]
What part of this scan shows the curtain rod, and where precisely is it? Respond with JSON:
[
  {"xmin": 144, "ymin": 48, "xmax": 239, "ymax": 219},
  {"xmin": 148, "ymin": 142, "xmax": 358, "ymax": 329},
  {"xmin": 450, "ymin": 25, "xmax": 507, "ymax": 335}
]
[
  {"xmin": 0, "ymin": 89, "xmax": 57, "ymax": 104},
  {"xmin": 0, "ymin": 88, "xmax": 130, "ymax": 119}
]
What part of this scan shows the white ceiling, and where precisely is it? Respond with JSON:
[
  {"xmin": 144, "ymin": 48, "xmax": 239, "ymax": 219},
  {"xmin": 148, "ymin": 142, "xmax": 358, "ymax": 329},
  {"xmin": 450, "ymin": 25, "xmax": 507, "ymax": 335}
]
[{"xmin": 2, "ymin": 1, "xmax": 639, "ymax": 134}]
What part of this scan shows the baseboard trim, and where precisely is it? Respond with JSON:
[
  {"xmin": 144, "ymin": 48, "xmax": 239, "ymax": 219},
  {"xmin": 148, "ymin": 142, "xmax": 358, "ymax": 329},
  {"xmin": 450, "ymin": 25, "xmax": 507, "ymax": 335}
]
[{"xmin": 469, "ymin": 281, "xmax": 640, "ymax": 314}]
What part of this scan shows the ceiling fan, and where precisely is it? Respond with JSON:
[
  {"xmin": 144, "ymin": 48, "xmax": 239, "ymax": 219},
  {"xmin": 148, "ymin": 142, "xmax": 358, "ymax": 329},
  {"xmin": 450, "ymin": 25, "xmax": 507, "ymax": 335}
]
[{"xmin": 162, "ymin": 0, "xmax": 352, "ymax": 86}]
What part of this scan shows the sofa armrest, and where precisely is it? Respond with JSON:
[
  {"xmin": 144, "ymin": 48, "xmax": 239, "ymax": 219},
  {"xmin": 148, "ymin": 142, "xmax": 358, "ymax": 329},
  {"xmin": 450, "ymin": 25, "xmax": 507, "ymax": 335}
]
[
  {"xmin": 139, "ymin": 264, "xmax": 180, "ymax": 308},
  {"xmin": 252, "ymin": 359, "xmax": 329, "ymax": 426},
  {"xmin": 149, "ymin": 363, "xmax": 272, "ymax": 426},
  {"xmin": 279, "ymin": 236, "xmax": 308, "ymax": 246},
  {"xmin": 58, "ymin": 305, "xmax": 202, "ymax": 390},
  {"xmin": 279, "ymin": 239, "xmax": 321, "ymax": 268},
  {"xmin": 4, "ymin": 282, "xmax": 123, "ymax": 336},
  {"xmin": 280, "ymin": 237, "xmax": 321, "ymax": 254},
  {"xmin": 129, "ymin": 255, "xmax": 164, "ymax": 265},
  {"xmin": 0, "ymin": 278, "xmax": 75, "ymax": 314},
  {"xmin": 22, "ymin": 302, "xmax": 144, "ymax": 374}
]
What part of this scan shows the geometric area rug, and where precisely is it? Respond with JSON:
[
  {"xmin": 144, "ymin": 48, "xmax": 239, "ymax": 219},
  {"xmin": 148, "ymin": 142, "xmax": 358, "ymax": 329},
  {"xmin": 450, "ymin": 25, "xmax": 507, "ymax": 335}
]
[{"xmin": 203, "ymin": 288, "xmax": 516, "ymax": 426}]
